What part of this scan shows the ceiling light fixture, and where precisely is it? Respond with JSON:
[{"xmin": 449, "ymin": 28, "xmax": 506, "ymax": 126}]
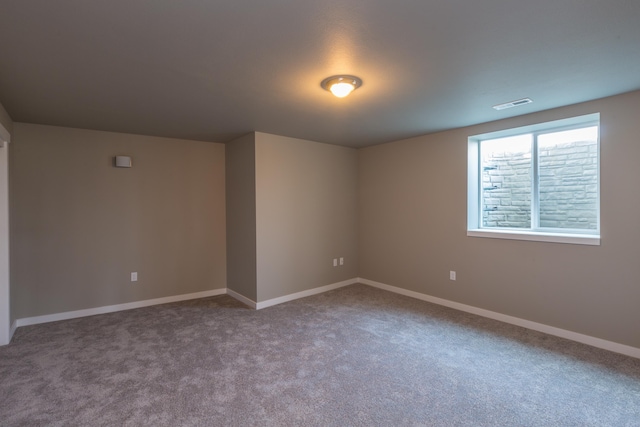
[
  {"xmin": 321, "ymin": 75, "xmax": 363, "ymax": 98},
  {"xmin": 492, "ymin": 98, "xmax": 533, "ymax": 111}
]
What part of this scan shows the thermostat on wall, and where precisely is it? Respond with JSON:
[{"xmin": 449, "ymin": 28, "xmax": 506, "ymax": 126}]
[{"xmin": 114, "ymin": 156, "xmax": 132, "ymax": 168}]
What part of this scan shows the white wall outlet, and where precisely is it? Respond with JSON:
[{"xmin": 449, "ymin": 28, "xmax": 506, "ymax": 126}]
[
  {"xmin": 333, "ymin": 259, "xmax": 338, "ymax": 267},
  {"xmin": 131, "ymin": 272, "xmax": 138, "ymax": 282},
  {"xmin": 339, "ymin": 257, "xmax": 344, "ymax": 265},
  {"xmin": 449, "ymin": 271, "xmax": 456, "ymax": 281}
]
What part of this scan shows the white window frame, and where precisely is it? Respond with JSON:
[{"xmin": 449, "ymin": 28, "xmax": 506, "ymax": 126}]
[
  {"xmin": 0, "ymin": 123, "xmax": 9, "ymax": 345},
  {"xmin": 467, "ymin": 113, "xmax": 600, "ymax": 246}
]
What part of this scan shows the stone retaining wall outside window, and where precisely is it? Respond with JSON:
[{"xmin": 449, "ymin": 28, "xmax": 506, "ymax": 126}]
[{"xmin": 482, "ymin": 139, "xmax": 598, "ymax": 230}]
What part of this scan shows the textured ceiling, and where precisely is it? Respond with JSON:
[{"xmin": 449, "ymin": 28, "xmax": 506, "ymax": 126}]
[{"xmin": 1, "ymin": 0, "xmax": 639, "ymax": 148}]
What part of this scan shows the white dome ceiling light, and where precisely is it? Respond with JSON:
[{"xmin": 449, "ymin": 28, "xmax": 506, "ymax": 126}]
[{"xmin": 321, "ymin": 75, "xmax": 363, "ymax": 98}]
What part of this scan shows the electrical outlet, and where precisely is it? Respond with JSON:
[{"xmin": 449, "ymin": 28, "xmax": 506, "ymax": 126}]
[
  {"xmin": 333, "ymin": 259, "xmax": 338, "ymax": 267},
  {"xmin": 131, "ymin": 272, "xmax": 138, "ymax": 282},
  {"xmin": 339, "ymin": 257, "xmax": 344, "ymax": 265},
  {"xmin": 449, "ymin": 271, "xmax": 456, "ymax": 281}
]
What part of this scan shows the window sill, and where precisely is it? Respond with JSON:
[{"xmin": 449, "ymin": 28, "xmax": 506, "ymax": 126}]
[{"xmin": 467, "ymin": 229, "xmax": 600, "ymax": 246}]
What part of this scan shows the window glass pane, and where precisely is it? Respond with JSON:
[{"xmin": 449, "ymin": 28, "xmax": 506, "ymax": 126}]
[
  {"xmin": 538, "ymin": 126, "xmax": 598, "ymax": 230},
  {"xmin": 481, "ymin": 134, "xmax": 532, "ymax": 229}
]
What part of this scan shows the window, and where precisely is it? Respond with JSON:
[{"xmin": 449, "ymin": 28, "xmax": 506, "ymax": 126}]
[{"xmin": 467, "ymin": 113, "xmax": 600, "ymax": 245}]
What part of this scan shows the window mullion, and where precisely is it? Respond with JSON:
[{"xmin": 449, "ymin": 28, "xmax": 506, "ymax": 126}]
[
  {"xmin": 531, "ymin": 134, "xmax": 539, "ymax": 231},
  {"xmin": 477, "ymin": 142, "xmax": 483, "ymax": 226}
]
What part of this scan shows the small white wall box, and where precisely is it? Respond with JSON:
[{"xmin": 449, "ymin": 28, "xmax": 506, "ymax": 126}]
[{"xmin": 114, "ymin": 156, "xmax": 132, "ymax": 168}]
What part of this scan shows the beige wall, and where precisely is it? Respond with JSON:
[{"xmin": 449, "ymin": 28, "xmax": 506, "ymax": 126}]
[
  {"xmin": 10, "ymin": 124, "xmax": 226, "ymax": 319},
  {"xmin": 225, "ymin": 133, "xmax": 257, "ymax": 301},
  {"xmin": 0, "ymin": 100, "xmax": 13, "ymax": 136},
  {"xmin": 8, "ymin": 90, "xmax": 640, "ymax": 351},
  {"xmin": 256, "ymin": 133, "xmax": 358, "ymax": 302},
  {"xmin": 358, "ymin": 90, "xmax": 640, "ymax": 349}
]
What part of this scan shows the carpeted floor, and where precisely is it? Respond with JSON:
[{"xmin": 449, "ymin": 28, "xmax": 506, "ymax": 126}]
[{"xmin": 1, "ymin": 284, "xmax": 639, "ymax": 426}]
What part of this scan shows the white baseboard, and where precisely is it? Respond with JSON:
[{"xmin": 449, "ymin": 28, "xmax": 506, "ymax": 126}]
[
  {"xmin": 256, "ymin": 278, "xmax": 358, "ymax": 310},
  {"xmin": 9, "ymin": 320, "xmax": 17, "ymax": 341},
  {"xmin": 10, "ymin": 279, "xmax": 359, "ymax": 338},
  {"xmin": 0, "ymin": 279, "xmax": 357, "ymax": 346},
  {"xmin": 226, "ymin": 288, "xmax": 257, "ymax": 309},
  {"xmin": 358, "ymin": 278, "xmax": 640, "ymax": 359},
  {"xmin": 15, "ymin": 288, "xmax": 227, "ymax": 328},
  {"xmin": 223, "ymin": 278, "xmax": 360, "ymax": 310},
  {"xmin": 14, "ymin": 278, "xmax": 635, "ymax": 359}
]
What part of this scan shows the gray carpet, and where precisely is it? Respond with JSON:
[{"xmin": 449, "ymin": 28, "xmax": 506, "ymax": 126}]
[{"xmin": 1, "ymin": 284, "xmax": 639, "ymax": 426}]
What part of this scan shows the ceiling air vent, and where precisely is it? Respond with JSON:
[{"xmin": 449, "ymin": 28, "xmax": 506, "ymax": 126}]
[{"xmin": 492, "ymin": 98, "xmax": 533, "ymax": 111}]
